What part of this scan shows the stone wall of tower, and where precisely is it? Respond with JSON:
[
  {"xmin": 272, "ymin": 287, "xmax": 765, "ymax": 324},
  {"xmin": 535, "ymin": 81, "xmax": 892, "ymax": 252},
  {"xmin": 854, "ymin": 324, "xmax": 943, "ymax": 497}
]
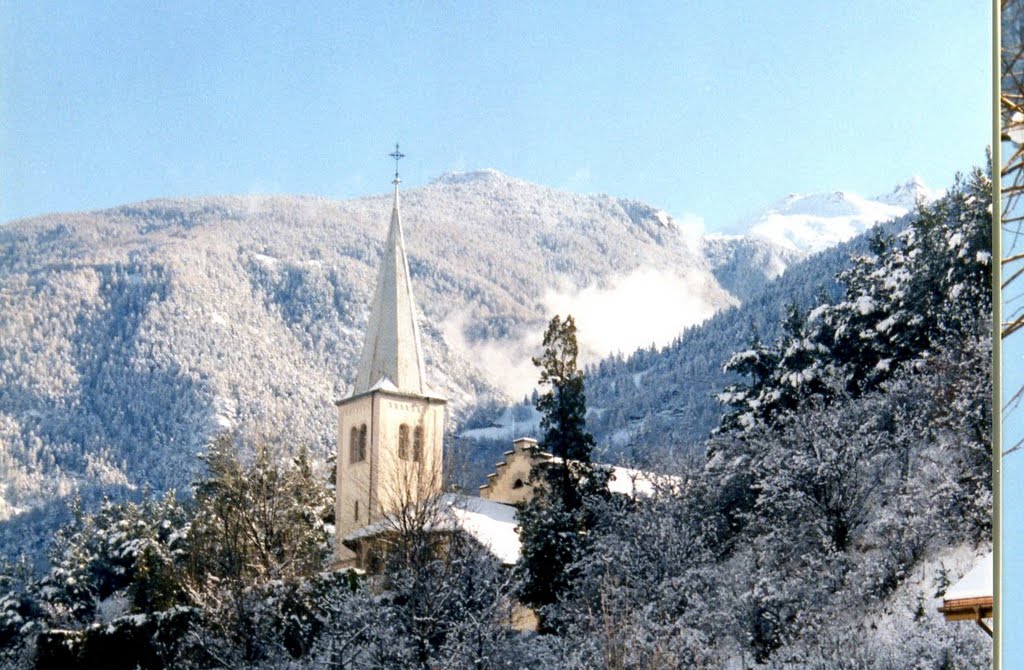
[
  {"xmin": 334, "ymin": 394, "xmax": 373, "ymax": 565},
  {"xmin": 334, "ymin": 389, "xmax": 446, "ymax": 567}
]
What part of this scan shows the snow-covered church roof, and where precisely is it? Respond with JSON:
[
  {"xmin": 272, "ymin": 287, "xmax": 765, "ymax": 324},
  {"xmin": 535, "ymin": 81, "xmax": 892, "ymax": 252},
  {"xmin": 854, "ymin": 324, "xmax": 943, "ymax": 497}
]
[
  {"xmin": 342, "ymin": 493, "xmax": 521, "ymax": 565},
  {"xmin": 341, "ymin": 453, "xmax": 679, "ymax": 567}
]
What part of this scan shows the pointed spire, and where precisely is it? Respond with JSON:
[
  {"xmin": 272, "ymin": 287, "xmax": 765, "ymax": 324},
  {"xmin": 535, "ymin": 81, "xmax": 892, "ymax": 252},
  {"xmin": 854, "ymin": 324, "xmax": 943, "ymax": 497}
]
[{"xmin": 352, "ymin": 147, "xmax": 428, "ymax": 395}]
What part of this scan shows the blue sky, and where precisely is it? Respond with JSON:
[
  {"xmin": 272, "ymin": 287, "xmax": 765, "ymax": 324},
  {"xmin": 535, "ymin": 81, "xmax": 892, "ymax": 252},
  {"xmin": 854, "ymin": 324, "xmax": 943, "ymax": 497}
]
[{"xmin": 1, "ymin": 2, "xmax": 990, "ymax": 230}]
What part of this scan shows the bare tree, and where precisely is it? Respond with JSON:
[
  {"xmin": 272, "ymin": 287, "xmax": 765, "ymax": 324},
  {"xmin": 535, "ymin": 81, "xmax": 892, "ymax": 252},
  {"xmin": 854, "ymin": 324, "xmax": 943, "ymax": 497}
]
[
  {"xmin": 1005, "ymin": 0, "xmax": 1024, "ymax": 453},
  {"xmin": 330, "ymin": 443, "xmax": 523, "ymax": 669}
]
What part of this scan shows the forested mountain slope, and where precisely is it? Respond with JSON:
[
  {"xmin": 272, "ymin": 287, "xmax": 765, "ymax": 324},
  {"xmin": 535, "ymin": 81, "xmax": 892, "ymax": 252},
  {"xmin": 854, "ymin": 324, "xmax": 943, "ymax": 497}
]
[
  {"xmin": 0, "ymin": 168, "xmax": 936, "ymax": 561},
  {"xmin": 578, "ymin": 214, "xmax": 918, "ymax": 459},
  {"xmin": 0, "ymin": 170, "xmax": 743, "ymax": 526}
]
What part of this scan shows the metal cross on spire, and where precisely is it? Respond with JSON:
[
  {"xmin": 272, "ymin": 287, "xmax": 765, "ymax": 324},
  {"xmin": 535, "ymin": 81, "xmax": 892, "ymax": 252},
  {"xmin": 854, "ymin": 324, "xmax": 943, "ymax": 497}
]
[{"xmin": 389, "ymin": 143, "xmax": 405, "ymax": 185}]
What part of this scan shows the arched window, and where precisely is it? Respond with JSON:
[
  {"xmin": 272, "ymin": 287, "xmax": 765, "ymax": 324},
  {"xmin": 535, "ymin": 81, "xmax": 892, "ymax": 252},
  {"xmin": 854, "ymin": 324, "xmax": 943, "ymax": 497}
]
[
  {"xmin": 398, "ymin": 424, "xmax": 410, "ymax": 460},
  {"xmin": 413, "ymin": 426, "xmax": 424, "ymax": 462},
  {"xmin": 513, "ymin": 478, "xmax": 524, "ymax": 489},
  {"xmin": 358, "ymin": 424, "xmax": 368, "ymax": 462},
  {"xmin": 349, "ymin": 426, "xmax": 360, "ymax": 463}
]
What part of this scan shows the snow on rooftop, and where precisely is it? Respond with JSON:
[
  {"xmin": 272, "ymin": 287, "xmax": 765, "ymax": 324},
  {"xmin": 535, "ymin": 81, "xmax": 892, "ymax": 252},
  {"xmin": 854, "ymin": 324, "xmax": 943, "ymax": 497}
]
[
  {"xmin": 367, "ymin": 377, "xmax": 399, "ymax": 393},
  {"xmin": 607, "ymin": 466, "xmax": 658, "ymax": 496},
  {"xmin": 445, "ymin": 494, "xmax": 521, "ymax": 565},
  {"xmin": 342, "ymin": 493, "xmax": 521, "ymax": 566},
  {"xmin": 543, "ymin": 456, "xmax": 676, "ymax": 497},
  {"xmin": 944, "ymin": 551, "xmax": 992, "ymax": 601},
  {"xmin": 344, "ymin": 458, "xmax": 676, "ymax": 568}
]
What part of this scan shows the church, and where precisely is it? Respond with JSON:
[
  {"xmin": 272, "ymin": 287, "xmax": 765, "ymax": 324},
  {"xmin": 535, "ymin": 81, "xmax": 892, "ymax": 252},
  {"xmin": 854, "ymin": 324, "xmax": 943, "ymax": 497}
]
[
  {"xmin": 331, "ymin": 153, "xmax": 523, "ymax": 571},
  {"xmin": 331, "ymin": 152, "xmax": 660, "ymax": 572}
]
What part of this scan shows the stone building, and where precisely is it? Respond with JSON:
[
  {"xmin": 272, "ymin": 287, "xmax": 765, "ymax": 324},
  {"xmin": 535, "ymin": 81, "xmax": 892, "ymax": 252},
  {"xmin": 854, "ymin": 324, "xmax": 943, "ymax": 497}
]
[
  {"xmin": 480, "ymin": 436, "xmax": 667, "ymax": 503},
  {"xmin": 479, "ymin": 437, "xmax": 545, "ymax": 506}
]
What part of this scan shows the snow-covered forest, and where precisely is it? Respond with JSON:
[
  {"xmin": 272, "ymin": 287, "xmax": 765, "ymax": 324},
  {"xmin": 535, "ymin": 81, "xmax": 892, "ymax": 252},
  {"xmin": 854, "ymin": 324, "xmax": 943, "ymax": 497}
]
[
  {"xmin": 0, "ymin": 169, "xmax": 931, "ymax": 561},
  {"xmin": 0, "ymin": 168, "xmax": 991, "ymax": 667}
]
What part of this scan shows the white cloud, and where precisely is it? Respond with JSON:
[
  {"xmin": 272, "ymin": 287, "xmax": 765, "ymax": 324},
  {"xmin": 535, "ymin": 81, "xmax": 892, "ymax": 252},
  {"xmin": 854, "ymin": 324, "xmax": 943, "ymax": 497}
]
[
  {"xmin": 673, "ymin": 212, "xmax": 706, "ymax": 238},
  {"xmin": 441, "ymin": 311, "xmax": 543, "ymax": 401},
  {"xmin": 542, "ymin": 267, "xmax": 723, "ymax": 363},
  {"xmin": 443, "ymin": 266, "xmax": 730, "ymax": 399}
]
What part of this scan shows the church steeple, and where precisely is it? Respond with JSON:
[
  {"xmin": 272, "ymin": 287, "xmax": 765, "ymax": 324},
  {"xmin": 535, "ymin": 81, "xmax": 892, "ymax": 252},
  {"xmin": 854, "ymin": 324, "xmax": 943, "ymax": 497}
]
[
  {"xmin": 352, "ymin": 145, "xmax": 428, "ymax": 395},
  {"xmin": 334, "ymin": 146, "xmax": 447, "ymax": 569}
]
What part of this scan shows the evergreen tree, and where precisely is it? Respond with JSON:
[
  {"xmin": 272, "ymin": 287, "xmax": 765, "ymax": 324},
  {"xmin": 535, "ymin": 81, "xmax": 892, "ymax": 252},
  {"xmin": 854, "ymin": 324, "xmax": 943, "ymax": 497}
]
[
  {"xmin": 516, "ymin": 315, "xmax": 605, "ymax": 632},
  {"xmin": 717, "ymin": 325, "xmax": 778, "ymax": 432},
  {"xmin": 717, "ymin": 170, "xmax": 992, "ymax": 435},
  {"xmin": 184, "ymin": 436, "xmax": 332, "ymax": 665},
  {"xmin": 532, "ymin": 314, "xmax": 596, "ymax": 507},
  {"xmin": 186, "ymin": 437, "xmax": 331, "ymax": 587}
]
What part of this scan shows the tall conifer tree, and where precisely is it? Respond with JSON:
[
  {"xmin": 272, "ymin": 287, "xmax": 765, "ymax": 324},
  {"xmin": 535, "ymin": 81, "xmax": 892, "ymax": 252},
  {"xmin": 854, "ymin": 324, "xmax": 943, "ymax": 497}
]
[{"xmin": 516, "ymin": 315, "xmax": 603, "ymax": 631}]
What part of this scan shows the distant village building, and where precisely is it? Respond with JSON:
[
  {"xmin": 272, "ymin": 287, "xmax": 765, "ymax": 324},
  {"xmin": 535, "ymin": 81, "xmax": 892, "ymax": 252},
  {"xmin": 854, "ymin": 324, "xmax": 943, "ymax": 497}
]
[
  {"xmin": 938, "ymin": 551, "xmax": 993, "ymax": 637},
  {"xmin": 479, "ymin": 438, "xmax": 545, "ymax": 506},
  {"xmin": 480, "ymin": 436, "xmax": 663, "ymax": 503}
]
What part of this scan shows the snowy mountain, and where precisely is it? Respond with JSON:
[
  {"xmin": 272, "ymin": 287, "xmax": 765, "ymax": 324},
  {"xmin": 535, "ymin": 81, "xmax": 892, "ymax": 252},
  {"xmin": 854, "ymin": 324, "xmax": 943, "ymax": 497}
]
[
  {"xmin": 0, "ymin": 170, "xmax": 743, "ymax": 529},
  {"xmin": 0, "ymin": 169, "xmax": 989, "ymax": 668},
  {"xmin": 700, "ymin": 235, "xmax": 805, "ymax": 303},
  {"xmin": 874, "ymin": 175, "xmax": 945, "ymax": 209},
  {"xmin": 0, "ymin": 169, "xmax": 929, "ymax": 557},
  {"xmin": 736, "ymin": 177, "xmax": 942, "ymax": 254}
]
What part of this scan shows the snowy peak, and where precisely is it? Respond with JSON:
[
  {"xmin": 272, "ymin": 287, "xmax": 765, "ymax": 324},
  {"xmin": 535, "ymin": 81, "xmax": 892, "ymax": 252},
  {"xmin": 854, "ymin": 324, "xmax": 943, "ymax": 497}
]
[
  {"xmin": 874, "ymin": 176, "xmax": 944, "ymax": 210},
  {"xmin": 738, "ymin": 178, "xmax": 939, "ymax": 254},
  {"xmin": 771, "ymin": 190, "xmax": 871, "ymax": 218},
  {"xmin": 431, "ymin": 168, "xmax": 510, "ymax": 186},
  {"xmin": 425, "ymin": 170, "xmax": 686, "ymax": 245}
]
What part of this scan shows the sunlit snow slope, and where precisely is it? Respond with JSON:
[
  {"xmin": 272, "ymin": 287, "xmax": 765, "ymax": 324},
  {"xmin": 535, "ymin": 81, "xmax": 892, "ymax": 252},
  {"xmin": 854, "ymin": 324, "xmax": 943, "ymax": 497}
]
[{"xmin": 738, "ymin": 178, "xmax": 942, "ymax": 253}]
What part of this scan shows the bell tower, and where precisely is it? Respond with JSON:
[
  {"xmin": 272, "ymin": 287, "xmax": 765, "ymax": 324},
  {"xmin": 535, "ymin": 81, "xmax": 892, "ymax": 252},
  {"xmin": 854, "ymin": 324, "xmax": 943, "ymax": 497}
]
[{"xmin": 334, "ymin": 145, "xmax": 447, "ymax": 567}]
